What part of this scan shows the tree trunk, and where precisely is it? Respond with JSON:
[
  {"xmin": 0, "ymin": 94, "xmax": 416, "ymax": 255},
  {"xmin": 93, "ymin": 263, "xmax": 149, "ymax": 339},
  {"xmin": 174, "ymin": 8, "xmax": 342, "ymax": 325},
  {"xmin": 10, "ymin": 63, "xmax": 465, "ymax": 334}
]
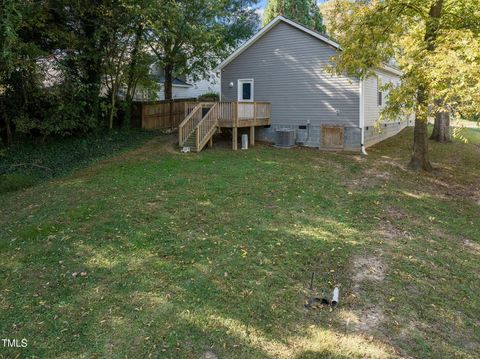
[
  {"xmin": 5, "ymin": 120, "xmax": 12, "ymax": 146},
  {"xmin": 80, "ymin": 7, "xmax": 109, "ymax": 126},
  {"xmin": 409, "ymin": 0, "xmax": 443, "ymax": 171},
  {"xmin": 164, "ymin": 64, "xmax": 174, "ymax": 126},
  {"xmin": 164, "ymin": 63, "xmax": 173, "ymax": 100},
  {"xmin": 430, "ymin": 110, "xmax": 451, "ymax": 142},
  {"xmin": 109, "ymin": 88, "xmax": 116, "ymax": 130},
  {"xmin": 0, "ymin": 103, "xmax": 13, "ymax": 146},
  {"xmin": 124, "ymin": 26, "xmax": 143, "ymax": 129},
  {"xmin": 409, "ymin": 116, "xmax": 433, "ymax": 171},
  {"xmin": 410, "ymin": 84, "xmax": 433, "ymax": 171}
]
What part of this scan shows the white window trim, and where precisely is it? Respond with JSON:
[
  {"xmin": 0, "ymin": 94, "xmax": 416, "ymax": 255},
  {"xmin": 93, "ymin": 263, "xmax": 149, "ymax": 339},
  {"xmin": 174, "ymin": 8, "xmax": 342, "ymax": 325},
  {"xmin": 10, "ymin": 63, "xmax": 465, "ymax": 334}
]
[{"xmin": 237, "ymin": 79, "xmax": 254, "ymax": 102}]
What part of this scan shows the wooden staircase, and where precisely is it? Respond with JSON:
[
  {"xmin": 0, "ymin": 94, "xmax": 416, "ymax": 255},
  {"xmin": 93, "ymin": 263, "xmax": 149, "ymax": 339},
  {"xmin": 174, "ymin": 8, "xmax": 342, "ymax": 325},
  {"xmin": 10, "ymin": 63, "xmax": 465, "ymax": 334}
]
[{"xmin": 179, "ymin": 103, "xmax": 218, "ymax": 152}]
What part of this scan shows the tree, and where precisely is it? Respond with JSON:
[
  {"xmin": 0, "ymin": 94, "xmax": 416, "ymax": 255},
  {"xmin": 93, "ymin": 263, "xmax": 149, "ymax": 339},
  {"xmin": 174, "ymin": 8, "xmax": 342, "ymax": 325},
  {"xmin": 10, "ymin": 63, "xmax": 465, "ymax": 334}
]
[
  {"xmin": 324, "ymin": 0, "xmax": 480, "ymax": 171},
  {"xmin": 263, "ymin": 0, "xmax": 325, "ymax": 32},
  {"xmin": 0, "ymin": 0, "xmax": 21, "ymax": 145},
  {"xmin": 0, "ymin": 0, "xmax": 160, "ymax": 144},
  {"xmin": 144, "ymin": 0, "xmax": 259, "ymax": 100},
  {"xmin": 430, "ymin": 108, "xmax": 450, "ymax": 143}
]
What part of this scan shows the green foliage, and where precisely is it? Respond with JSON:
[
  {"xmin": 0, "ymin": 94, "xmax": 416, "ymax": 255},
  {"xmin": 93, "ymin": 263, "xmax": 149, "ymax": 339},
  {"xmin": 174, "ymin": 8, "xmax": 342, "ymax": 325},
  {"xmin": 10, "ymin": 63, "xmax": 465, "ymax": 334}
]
[
  {"xmin": 198, "ymin": 92, "xmax": 220, "ymax": 101},
  {"xmin": 323, "ymin": 0, "xmax": 480, "ymax": 168},
  {"xmin": 144, "ymin": 0, "xmax": 260, "ymax": 99},
  {"xmin": 263, "ymin": 0, "xmax": 325, "ymax": 32},
  {"xmin": 0, "ymin": 129, "xmax": 156, "ymax": 193},
  {"xmin": 0, "ymin": 0, "xmax": 260, "ymax": 142},
  {"xmin": 324, "ymin": 0, "xmax": 480, "ymax": 121}
]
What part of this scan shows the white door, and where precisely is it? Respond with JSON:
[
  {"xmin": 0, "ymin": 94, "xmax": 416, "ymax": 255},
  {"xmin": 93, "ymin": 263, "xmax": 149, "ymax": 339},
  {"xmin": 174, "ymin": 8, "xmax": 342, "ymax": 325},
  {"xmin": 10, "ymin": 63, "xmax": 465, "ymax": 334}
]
[{"xmin": 237, "ymin": 79, "xmax": 254, "ymax": 102}]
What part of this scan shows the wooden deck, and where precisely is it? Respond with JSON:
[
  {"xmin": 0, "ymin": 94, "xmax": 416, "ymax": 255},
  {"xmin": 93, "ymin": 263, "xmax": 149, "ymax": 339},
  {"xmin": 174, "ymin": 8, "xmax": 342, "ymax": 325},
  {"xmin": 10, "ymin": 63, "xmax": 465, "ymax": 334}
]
[
  {"xmin": 217, "ymin": 102, "xmax": 271, "ymax": 128},
  {"xmin": 179, "ymin": 101, "xmax": 271, "ymax": 152}
]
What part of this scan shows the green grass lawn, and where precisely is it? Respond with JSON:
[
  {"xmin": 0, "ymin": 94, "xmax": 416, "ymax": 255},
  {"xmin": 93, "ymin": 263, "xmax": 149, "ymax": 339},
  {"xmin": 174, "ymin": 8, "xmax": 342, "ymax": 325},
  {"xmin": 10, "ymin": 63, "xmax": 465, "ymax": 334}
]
[{"xmin": 1, "ymin": 128, "xmax": 479, "ymax": 358}]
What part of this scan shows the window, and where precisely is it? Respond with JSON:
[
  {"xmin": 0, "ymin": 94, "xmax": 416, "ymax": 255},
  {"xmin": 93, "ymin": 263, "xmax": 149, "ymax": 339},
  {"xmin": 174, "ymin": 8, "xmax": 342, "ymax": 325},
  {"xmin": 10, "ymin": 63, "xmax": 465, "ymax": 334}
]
[
  {"xmin": 378, "ymin": 90, "xmax": 383, "ymax": 106},
  {"xmin": 377, "ymin": 77, "xmax": 383, "ymax": 106},
  {"xmin": 238, "ymin": 79, "xmax": 254, "ymax": 101}
]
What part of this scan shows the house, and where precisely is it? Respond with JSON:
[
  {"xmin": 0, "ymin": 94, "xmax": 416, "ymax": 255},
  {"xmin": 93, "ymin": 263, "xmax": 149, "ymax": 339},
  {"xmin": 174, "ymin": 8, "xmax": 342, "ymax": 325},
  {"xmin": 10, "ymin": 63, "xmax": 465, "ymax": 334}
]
[
  {"xmin": 153, "ymin": 72, "xmax": 220, "ymax": 101},
  {"xmin": 214, "ymin": 16, "xmax": 413, "ymax": 152},
  {"xmin": 134, "ymin": 64, "xmax": 219, "ymax": 101}
]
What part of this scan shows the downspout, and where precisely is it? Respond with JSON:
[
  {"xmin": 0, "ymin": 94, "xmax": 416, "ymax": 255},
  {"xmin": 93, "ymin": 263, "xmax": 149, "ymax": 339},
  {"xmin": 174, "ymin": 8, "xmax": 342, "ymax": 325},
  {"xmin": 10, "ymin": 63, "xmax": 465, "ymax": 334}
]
[{"xmin": 359, "ymin": 78, "xmax": 368, "ymax": 155}]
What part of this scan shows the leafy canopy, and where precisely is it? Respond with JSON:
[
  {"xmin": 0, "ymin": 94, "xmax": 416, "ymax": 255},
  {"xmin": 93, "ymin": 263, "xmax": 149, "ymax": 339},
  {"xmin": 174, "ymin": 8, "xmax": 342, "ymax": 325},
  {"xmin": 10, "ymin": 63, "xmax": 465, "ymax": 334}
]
[
  {"xmin": 263, "ymin": 0, "xmax": 325, "ymax": 32},
  {"xmin": 145, "ymin": 0, "xmax": 259, "ymax": 82},
  {"xmin": 323, "ymin": 0, "xmax": 480, "ymax": 121}
]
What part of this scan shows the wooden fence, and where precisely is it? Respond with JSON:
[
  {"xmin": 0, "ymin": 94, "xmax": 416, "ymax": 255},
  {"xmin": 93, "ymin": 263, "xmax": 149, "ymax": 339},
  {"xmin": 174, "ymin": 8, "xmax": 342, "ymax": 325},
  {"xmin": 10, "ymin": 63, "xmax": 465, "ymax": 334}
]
[{"xmin": 137, "ymin": 98, "xmax": 196, "ymax": 130}]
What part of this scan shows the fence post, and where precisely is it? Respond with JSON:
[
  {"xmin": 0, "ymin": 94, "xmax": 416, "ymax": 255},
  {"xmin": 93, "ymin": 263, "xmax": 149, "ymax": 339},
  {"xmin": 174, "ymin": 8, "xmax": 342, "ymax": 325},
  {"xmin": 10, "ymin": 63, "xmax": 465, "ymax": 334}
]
[{"xmin": 168, "ymin": 100, "xmax": 173, "ymax": 129}]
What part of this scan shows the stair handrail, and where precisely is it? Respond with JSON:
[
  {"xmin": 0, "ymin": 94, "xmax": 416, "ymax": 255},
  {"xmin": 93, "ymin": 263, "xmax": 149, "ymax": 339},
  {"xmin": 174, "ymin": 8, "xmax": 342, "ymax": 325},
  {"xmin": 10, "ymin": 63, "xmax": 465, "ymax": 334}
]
[
  {"xmin": 195, "ymin": 103, "xmax": 219, "ymax": 151},
  {"xmin": 179, "ymin": 103, "xmax": 202, "ymax": 146}
]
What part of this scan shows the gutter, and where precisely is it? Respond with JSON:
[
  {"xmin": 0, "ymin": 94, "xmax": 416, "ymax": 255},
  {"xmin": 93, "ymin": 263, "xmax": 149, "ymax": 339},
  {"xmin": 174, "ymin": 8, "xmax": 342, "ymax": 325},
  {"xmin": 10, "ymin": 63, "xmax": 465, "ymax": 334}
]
[{"xmin": 359, "ymin": 78, "xmax": 368, "ymax": 155}]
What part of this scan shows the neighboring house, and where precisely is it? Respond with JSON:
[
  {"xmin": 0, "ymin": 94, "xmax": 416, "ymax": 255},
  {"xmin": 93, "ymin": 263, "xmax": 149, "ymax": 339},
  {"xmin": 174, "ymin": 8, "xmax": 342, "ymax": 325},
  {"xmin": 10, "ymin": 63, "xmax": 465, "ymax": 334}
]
[
  {"xmin": 215, "ymin": 16, "xmax": 413, "ymax": 152},
  {"xmin": 134, "ymin": 65, "xmax": 219, "ymax": 101}
]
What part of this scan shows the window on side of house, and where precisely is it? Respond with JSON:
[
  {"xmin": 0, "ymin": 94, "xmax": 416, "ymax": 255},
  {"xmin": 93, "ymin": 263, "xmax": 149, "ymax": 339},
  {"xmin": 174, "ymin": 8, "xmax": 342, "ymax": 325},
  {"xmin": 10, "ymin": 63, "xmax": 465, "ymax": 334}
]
[{"xmin": 377, "ymin": 77, "xmax": 383, "ymax": 106}]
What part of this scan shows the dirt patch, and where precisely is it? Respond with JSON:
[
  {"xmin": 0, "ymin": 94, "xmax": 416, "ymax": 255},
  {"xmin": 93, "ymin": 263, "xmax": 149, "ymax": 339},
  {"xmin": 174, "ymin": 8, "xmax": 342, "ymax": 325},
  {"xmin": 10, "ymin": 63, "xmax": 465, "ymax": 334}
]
[
  {"xmin": 200, "ymin": 350, "xmax": 218, "ymax": 359},
  {"xmin": 353, "ymin": 255, "xmax": 386, "ymax": 284},
  {"xmin": 343, "ymin": 168, "xmax": 391, "ymax": 191},
  {"xmin": 384, "ymin": 206, "xmax": 408, "ymax": 220},
  {"xmin": 356, "ymin": 307, "xmax": 385, "ymax": 333},
  {"xmin": 463, "ymin": 239, "xmax": 480, "ymax": 253},
  {"xmin": 377, "ymin": 221, "xmax": 408, "ymax": 242}
]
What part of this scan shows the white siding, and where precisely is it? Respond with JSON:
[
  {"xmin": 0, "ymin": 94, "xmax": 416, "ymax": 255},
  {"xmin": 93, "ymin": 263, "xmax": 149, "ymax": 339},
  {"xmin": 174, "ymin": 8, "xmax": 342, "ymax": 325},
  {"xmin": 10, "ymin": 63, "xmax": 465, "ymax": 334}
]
[
  {"xmin": 363, "ymin": 69, "xmax": 403, "ymax": 127},
  {"xmin": 183, "ymin": 73, "xmax": 220, "ymax": 98},
  {"xmin": 156, "ymin": 85, "xmax": 191, "ymax": 101},
  {"xmin": 363, "ymin": 69, "xmax": 413, "ymax": 147}
]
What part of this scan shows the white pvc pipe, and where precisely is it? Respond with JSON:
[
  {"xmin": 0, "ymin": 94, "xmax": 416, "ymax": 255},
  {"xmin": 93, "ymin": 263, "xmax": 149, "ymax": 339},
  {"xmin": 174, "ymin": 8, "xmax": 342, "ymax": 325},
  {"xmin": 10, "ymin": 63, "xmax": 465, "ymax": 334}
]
[
  {"xmin": 359, "ymin": 78, "xmax": 368, "ymax": 156},
  {"xmin": 332, "ymin": 287, "xmax": 339, "ymax": 306}
]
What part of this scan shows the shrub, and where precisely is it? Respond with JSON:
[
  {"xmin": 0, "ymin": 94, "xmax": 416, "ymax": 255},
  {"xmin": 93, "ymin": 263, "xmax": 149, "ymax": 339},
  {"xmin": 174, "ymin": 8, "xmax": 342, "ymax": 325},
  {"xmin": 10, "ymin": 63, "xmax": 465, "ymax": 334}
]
[{"xmin": 198, "ymin": 92, "xmax": 219, "ymax": 101}]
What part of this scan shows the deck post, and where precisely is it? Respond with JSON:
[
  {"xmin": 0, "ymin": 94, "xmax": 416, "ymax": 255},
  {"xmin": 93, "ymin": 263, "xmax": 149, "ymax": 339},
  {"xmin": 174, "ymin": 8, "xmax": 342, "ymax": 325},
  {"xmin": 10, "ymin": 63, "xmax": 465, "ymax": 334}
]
[
  {"xmin": 250, "ymin": 126, "xmax": 255, "ymax": 146},
  {"xmin": 232, "ymin": 127, "xmax": 238, "ymax": 150},
  {"xmin": 208, "ymin": 136, "xmax": 213, "ymax": 148},
  {"xmin": 232, "ymin": 102, "xmax": 238, "ymax": 150}
]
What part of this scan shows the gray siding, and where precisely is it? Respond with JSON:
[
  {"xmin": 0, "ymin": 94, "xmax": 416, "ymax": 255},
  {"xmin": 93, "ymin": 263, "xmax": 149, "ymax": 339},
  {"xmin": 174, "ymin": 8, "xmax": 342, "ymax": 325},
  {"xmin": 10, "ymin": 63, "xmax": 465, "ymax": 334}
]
[{"xmin": 221, "ymin": 21, "xmax": 360, "ymax": 136}]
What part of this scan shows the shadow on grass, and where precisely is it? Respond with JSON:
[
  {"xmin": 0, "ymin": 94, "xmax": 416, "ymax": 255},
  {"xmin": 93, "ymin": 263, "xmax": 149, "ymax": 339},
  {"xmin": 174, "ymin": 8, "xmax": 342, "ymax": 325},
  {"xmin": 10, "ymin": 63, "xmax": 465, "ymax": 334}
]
[{"xmin": 1, "ymin": 128, "xmax": 479, "ymax": 358}]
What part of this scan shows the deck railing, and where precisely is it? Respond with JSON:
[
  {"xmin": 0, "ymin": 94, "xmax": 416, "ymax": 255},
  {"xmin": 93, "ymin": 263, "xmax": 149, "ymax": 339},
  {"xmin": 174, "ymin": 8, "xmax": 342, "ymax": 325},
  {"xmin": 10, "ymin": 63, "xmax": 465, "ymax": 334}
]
[
  {"xmin": 196, "ymin": 103, "xmax": 219, "ymax": 151},
  {"xmin": 219, "ymin": 102, "xmax": 235, "ymax": 121},
  {"xmin": 179, "ymin": 101, "xmax": 271, "ymax": 151},
  {"xmin": 218, "ymin": 102, "xmax": 271, "ymax": 125},
  {"xmin": 252, "ymin": 102, "xmax": 271, "ymax": 119},
  {"xmin": 178, "ymin": 103, "xmax": 202, "ymax": 146}
]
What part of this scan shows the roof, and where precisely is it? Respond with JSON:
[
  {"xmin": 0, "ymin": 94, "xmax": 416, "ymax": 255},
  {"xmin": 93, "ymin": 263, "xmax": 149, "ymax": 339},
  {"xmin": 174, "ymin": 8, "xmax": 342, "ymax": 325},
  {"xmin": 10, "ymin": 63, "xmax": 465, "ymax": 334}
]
[
  {"xmin": 215, "ymin": 16, "xmax": 403, "ymax": 77},
  {"xmin": 153, "ymin": 74, "xmax": 192, "ymax": 87}
]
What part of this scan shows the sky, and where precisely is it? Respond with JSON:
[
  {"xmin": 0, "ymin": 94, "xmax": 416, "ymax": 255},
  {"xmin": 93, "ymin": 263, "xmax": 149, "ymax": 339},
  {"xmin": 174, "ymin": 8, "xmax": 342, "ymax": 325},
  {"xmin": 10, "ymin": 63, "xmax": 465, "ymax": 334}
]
[{"xmin": 255, "ymin": 0, "xmax": 329, "ymax": 21}]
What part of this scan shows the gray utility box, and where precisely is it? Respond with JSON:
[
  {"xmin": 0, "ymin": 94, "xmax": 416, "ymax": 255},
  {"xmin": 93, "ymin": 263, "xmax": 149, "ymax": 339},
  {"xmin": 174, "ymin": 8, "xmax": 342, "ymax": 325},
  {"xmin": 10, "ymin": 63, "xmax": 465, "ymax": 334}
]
[{"xmin": 275, "ymin": 128, "xmax": 296, "ymax": 148}]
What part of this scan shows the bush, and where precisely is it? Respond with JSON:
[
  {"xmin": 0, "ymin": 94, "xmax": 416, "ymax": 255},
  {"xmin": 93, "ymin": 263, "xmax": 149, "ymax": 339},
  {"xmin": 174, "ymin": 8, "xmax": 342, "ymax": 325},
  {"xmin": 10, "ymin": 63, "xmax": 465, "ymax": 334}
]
[{"xmin": 198, "ymin": 92, "xmax": 219, "ymax": 101}]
